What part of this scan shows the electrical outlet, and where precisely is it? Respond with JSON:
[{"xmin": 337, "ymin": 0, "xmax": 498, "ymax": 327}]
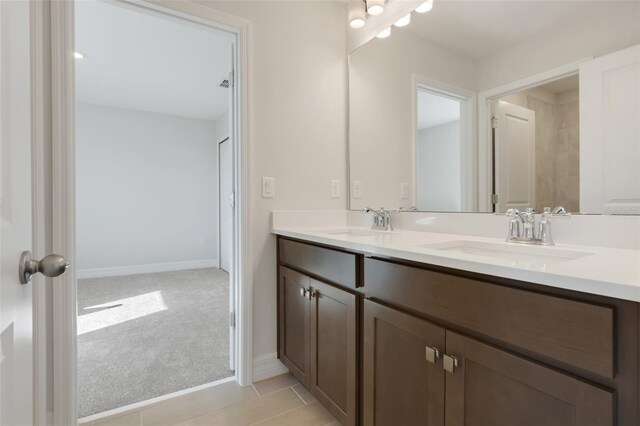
[
  {"xmin": 330, "ymin": 180, "xmax": 340, "ymax": 198},
  {"xmin": 353, "ymin": 180, "xmax": 362, "ymax": 199},
  {"xmin": 261, "ymin": 177, "xmax": 275, "ymax": 198},
  {"xmin": 400, "ymin": 182, "xmax": 409, "ymax": 199},
  {"xmin": 199, "ymin": 237, "xmax": 206, "ymax": 245}
]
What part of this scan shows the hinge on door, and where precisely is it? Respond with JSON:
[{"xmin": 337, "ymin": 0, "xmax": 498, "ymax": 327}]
[
  {"xmin": 491, "ymin": 194, "xmax": 499, "ymax": 204},
  {"xmin": 229, "ymin": 191, "xmax": 235, "ymax": 209},
  {"xmin": 491, "ymin": 117, "xmax": 498, "ymax": 128},
  {"xmin": 229, "ymin": 312, "xmax": 236, "ymax": 328}
]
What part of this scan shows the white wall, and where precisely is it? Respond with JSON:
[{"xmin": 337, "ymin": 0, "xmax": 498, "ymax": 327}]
[
  {"xmin": 192, "ymin": 1, "xmax": 349, "ymax": 365},
  {"xmin": 76, "ymin": 103, "xmax": 220, "ymax": 275},
  {"xmin": 349, "ymin": 28, "xmax": 476, "ymax": 211},
  {"xmin": 416, "ymin": 121, "xmax": 461, "ymax": 211},
  {"xmin": 214, "ymin": 111, "xmax": 229, "ymax": 142},
  {"xmin": 476, "ymin": 2, "xmax": 640, "ymax": 91}
]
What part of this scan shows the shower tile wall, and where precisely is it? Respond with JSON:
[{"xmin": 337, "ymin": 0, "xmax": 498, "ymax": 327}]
[
  {"xmin": 556, "ymin": 100, "xmax": 580, "ymax": 212},
  {"xmin": 527, "ymin": 96, "xmax": 557, "ymax": 212},
  {"xmin": 527, "ymin": 94, "xmax": 580, "ymax": 212}
]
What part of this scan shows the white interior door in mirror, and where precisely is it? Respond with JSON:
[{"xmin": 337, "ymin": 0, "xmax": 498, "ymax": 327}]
[
  {"xmin": 494, "ymin": 101, "xmax": 536, "ymax": 213},
  {"xmin": 580, "ymin": 44, "xmax": 640, "ymax": 214}
]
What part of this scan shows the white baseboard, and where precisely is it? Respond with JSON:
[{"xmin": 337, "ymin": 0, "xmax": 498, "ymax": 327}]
[
  {"xmin": 77, "ymin": 259, "xmax": 218, "ymax": 279},
  {"xmin": 253, "ymin": 352, "xmax": 289, "ymax": 382}
]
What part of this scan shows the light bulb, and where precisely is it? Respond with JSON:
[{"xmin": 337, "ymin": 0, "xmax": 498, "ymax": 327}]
[
  {"xmin": 74, "ymin": 52, "xmax": 84, "ymax": 59},
  {"xmin": 415, "ymin": 0, "xmax": 433, "ymax": 13},
  {"xmin": 350, "ymin": 18, "xmax": 365, "ymax": 28},
  {"xmin": 394, "ymin": 13, "xmax": 411, "ymax": 27},
  {"xmin": 376, "ymin": 27, "xmax": 391, "ymax": 39},
  {"xmin": 366, "ymin": 0, "xmax": 384, "ymax": 16},
  {"xmin": 348, "ymin": 0, "xmax": 366, "ymax": 28}
]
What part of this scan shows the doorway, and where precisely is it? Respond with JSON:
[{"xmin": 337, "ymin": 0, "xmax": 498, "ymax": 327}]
[
  {"xmin": 413, "ymin": 76, "xmax": 477, "ymax": 211},
  {"xmin": 71, "ymin": 0, "xmax": 243, "ymax": 420},
  {"xmin": 490, "ymin": 74, "xmax": 580, "ymax": 213}
]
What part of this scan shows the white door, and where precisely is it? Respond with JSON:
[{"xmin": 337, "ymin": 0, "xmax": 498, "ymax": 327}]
[
  {"xmin": 219, "ymin": 138, "xmax": 232, "ymax": 273},
  {"xmin": 494, "ymin": 100, "xmax": 536, "ymax": 213},
  {"xmin": 580, "ymin": 44, "xmax": 640, "ymax": 214},
  {"xmin": 1, "ymin": 2, "xmax": 34, "ymax": 424}
]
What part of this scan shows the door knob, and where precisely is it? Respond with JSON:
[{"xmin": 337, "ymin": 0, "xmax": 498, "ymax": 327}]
[{"xmin": 19, "ymin": 251, "xmax": 70, "ymax": 285}]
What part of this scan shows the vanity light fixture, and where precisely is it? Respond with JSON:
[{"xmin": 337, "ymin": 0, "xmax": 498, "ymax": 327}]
[
  {"xmin": 74, "ymin": 52, "xmax": 84, "ymax": 59},
  {"xmin": 394, "ymin": 13, "xmax": 411, "ymax": 27},
  {"xmin": 348, "ymin": 0, "xmax": 366, "ymax": 28},
  {"xmin": 415, "ymin": 0, "xmax": 434, "ymax": 13},
  {"xmin": 366, "ymin": 0, "xmax": 384, "ymax": 16},
  {"xmin": 376, "ymin": 26, "xmax": 391, "ymax": 38}
]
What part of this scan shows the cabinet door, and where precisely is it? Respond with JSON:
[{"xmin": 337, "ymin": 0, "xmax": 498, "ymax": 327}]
[
  {"xmin": 363, "ymin": 300, "xmax": 445, "ymax": 426},
  {"xmin": 445, "ymin": 331, "xmax": 614, "ymax": 426},
  {"xmin": 309, "ymin": 280, "xmax": 357, "ymax": 426},
  {"xmin": 278, "ymin": 267, "xmax": 311, "ymax": 386}
]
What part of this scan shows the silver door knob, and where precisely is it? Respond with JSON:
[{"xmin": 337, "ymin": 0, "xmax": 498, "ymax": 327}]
[{"xmin": 19, "ymin": 251, "xmax": 70, "ymax": 285}]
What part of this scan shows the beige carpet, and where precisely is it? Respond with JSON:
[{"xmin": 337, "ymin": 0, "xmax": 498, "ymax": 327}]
[{"xmin": 77, "ymin": 268, "xmax": 232, "ymax": 418}]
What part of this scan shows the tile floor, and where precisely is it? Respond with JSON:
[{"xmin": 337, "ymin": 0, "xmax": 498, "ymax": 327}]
[{"xmin": 82, "ymin": 374, "xmax": 338, "ymax": 426}]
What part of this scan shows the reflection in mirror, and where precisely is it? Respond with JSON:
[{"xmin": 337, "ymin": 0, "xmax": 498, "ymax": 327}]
[
  {"xmin": 416, "ymin": 89, "xmax": 462, "ymax": 211},
  {"xmin": 492, "ymin": 75, "xmax": 580, "ymax": 214},
  {"xmin": 348, "ymin": 1, "xmax": 640, "ymax": 214}
]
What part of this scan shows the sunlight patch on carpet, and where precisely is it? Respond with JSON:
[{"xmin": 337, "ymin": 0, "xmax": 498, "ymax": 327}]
[{"xmin": 78, "ymin": 291, "xmax": 167, "ymax": 335}]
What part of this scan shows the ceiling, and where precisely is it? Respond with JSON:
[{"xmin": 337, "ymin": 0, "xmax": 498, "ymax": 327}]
[
  {"xmin": 75, "ymin": 0, "xmax": 234, "ymax": 121},
  {"xmin": 406, "ymin": 1, "xmax": 636, "ymax": 60},
  {"xmin": 418, "ymin": 90, "xmax": 461, "ymax": 130},
  {"xmin": 540, "ymin": 74, "xmax": 579, "ymax": 94}
]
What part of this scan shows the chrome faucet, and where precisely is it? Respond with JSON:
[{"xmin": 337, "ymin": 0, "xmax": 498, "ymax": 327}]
[
  {"xmin": 363, "ymin": 207, "xmax": 393, "ymax": 231},
  {"xmin": 506, "ymin": 207, "xmax": 556, "ymax": 246}
]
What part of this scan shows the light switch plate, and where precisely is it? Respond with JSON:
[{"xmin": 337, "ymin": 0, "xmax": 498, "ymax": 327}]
[
  {"xmin": 330, "ymin": 180, "xmax": 340, "ymax": 198},
  {"xmin": 353, "ymin": 180, "xmax": 362, "ymax": 199},
  {"xmin": 262, "ymin": 177, "xmax": 275, "ymax": 198},
  {"xmin": 400, "ymin": 182, "xmax": 409, "ymax": 199}
]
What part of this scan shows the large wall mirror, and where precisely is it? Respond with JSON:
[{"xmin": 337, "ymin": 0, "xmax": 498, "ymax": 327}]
[{"xmin": 349, "ymin": 1, "xmax": 640, "ymax": 214}]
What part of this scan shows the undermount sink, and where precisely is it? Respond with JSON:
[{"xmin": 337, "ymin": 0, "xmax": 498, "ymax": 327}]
[
  {"xmin": 321, "ymin": 229, "xmax": 389, "ymax": 237},
  {"xmin": 418, "ymin": 240, "xmax": 594, "ymax": 265}
]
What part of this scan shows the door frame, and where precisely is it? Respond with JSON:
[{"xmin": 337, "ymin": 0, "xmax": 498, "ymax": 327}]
[
  {"xmin": 217, "ymin": 135, "xmax": 234, "ymax": 371},
  {"xmin": 43, "ymin": 1, "xmax": 253, "ymax": 424},
  {"xmin": 411, "ymin": 74, "xmax": 477, "ymax": 211},
  {"xmin": 477, "ymin": 58, "xmax": 590, "ymax": 212}
]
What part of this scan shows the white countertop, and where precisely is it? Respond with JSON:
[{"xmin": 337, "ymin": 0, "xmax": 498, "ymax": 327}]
[{"xmin": 272, "ymin": 225, "xmax": 640, "ymax": 302}]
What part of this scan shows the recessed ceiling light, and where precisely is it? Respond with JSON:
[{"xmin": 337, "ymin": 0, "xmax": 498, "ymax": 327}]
[
  {"xmin": 74, "ymin": 52, "xmax": 84, "ymax": 59},
  {"xmin": 376, "ymin": 27, "xmax": 391, "ymax": 39},
  {"xmin": 415, "ymin": 0, "xmax": 433, "ymax": 13},
  {"xmin": 394, "ymin": 13, "xmax": 411, "ymax": 27}
]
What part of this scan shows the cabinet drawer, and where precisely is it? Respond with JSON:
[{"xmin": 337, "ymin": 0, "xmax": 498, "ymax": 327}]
[
  {"xmin": 279, "ymin": 238, "xmax": 358, "ymax": 289},
  {"xmin": 364, "ymin": 258, "xmax": 615, "ymax": 378}
]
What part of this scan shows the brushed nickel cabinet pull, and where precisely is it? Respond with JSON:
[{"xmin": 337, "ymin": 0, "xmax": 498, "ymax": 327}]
[
  {"xmin": 425, "ymin": 346, "xmax": 440, "ymax": 364},
  {"xmin": 443, "ymin": 354, "xmax": 458, "ymax": 373}
]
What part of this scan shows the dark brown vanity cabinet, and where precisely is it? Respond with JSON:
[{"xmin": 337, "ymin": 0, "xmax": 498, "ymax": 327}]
[
  {"xmin": 277, "ymin": 237, "xmax": 638, "ymax": 426},
  {"xmin": 278, "ymin": 267, "xmax": 311, "ymax": 385},
  {"xmin": 363, "ymin": 300, "xmax": 445, "ymax": 426},
  {"xmin": 444, "ymin": 331, "xmax": 614, "ymax": 426},
  {"xmin": 363, "ymin": 300, "xmax": 614, "ymax": 426},
  {"xmin": 278, "ymin": 266, "xmax": 358, "ymax": 426}
]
